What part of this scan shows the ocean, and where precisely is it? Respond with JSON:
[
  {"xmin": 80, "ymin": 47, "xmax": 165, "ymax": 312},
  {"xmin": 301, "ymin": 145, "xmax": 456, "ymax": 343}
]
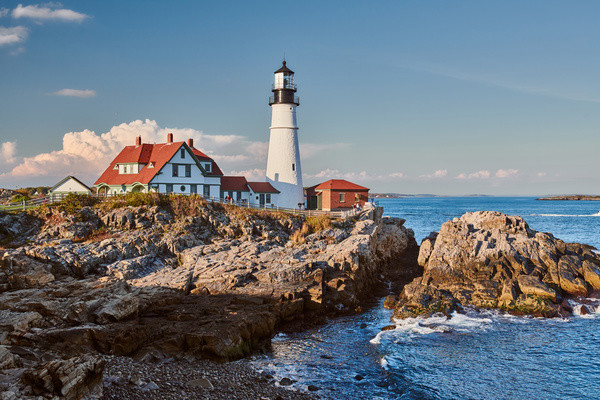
[{"xmin": 251, "ymin": 197, "xmax": 600, "ymax": 400}]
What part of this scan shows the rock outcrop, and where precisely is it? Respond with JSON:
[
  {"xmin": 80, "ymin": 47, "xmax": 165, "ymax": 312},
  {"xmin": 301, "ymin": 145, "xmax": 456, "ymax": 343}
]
[
  {"xmin": 393, "ymin": 211, "xmax": 600, "ymax": 319},
  {"xmin": 0, "ymin": 197, "xmax": 418, "ymax": 398}
]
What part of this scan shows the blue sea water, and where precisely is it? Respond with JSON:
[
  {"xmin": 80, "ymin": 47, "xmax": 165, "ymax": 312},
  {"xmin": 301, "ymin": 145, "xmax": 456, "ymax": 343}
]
[{"xmin": 252, "ymin": 197, "xmax": 600, "ymax": 400}]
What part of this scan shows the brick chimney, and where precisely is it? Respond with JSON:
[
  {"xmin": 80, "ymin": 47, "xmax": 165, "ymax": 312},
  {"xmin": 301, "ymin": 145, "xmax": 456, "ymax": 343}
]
[
  {"xmin": 167, "ymin": 133, "xmax": 173, "ymax": 143},
  {"xmin": 135, "ymin": 136, "xmax": 142, "ymax": 146},
  {"xmin": 187, "ymin": 138, "xmax": 194, "ymax": 148}
]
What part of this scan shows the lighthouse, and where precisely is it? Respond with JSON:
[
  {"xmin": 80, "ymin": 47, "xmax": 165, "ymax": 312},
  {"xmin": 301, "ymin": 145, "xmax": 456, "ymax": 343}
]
[{"xmin": 265, "ymin": 61, "xmax": 304, "ymax": 209}]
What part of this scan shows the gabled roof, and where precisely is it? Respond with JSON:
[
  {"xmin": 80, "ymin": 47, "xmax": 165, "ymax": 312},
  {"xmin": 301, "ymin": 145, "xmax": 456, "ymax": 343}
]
[
  {"xmin": 191, "ymin": 148, "xmax": 223, "ymax": 176},
  {"xmin": 95, "ymin": 141, "xmax": 223, "ymax": 186},
  {"xmin": 221, "ymin": 176, "xmax": 250, "ymax": 192},
  {"xmin": 315, "ymin": 179, "xmax": 369, "ymax": 191},
  {"xmin": 50, "ymin": 176, "xmax": 91, "ymax": 192},
  {"xmin": 248, "ymin": 182, "xmax": 280, "ymax": 194}
]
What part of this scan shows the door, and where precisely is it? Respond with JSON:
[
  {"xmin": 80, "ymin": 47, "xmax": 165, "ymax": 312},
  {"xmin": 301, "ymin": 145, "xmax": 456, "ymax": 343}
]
[{"xmin": 259, "ymin": 193, "xmax": 265, "ymax": 206}]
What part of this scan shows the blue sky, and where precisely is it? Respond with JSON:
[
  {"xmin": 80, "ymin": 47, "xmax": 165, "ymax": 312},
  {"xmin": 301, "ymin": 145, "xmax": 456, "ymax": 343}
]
[{"xmin": 0, "ymin": 1, "xmax": 599, "ymax": 195}]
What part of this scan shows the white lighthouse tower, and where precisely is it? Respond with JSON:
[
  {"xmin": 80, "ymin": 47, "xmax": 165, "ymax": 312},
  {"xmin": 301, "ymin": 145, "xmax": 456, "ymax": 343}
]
[{"xmin": 266, "ymin": 61, "xmax": 304, "ymax": 209}]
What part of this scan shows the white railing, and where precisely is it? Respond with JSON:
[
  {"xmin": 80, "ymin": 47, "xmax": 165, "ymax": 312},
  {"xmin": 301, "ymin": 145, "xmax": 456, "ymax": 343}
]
[{"xmin": 0, "ymin": 192, "xmax": 361, "ymax": 220}]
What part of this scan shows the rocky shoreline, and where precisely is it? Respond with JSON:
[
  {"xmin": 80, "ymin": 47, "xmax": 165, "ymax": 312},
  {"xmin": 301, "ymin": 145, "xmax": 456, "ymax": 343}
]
[
  {"xmin": 536, "ymin": 195, "xmax": 600, "ymax": 201},
  {"xmin": 387, "ymin": 211, "xmax": 600, "ymax": 319},
  {"xmin": 0, "ymin": 194, "xmax": 418, "ymax": 399}
]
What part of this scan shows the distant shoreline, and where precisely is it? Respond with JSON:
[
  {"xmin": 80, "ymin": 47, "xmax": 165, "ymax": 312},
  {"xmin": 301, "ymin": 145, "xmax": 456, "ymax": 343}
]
[{"xmin": 536, "ymin": 195, "xmax": 600, "ymax": 201}]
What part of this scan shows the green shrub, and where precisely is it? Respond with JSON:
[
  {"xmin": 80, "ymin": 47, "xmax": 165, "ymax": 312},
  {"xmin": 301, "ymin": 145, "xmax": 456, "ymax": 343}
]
[
  {"xmin": 54, "ymin": 193, "xmax": 100, "ymax": 214},
  {"xmin": 10, "ymin": 194, "xmax": 30, "ymax": 203}
]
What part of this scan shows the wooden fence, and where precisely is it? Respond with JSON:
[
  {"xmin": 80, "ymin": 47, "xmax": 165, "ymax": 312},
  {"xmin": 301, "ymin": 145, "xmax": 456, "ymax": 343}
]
[{"xmin": 0, "ymin": 193, "xmax": 363, "ymax": 219}]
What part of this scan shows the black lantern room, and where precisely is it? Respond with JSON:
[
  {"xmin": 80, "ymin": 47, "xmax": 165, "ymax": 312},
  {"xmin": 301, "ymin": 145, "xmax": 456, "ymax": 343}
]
[{"xmin": 269, "ymin": 61, "xmax": 299, "ymax": 106}]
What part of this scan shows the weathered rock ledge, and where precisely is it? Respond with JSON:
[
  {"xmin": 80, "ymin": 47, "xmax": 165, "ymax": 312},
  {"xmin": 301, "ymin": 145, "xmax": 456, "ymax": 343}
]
[
  {"xmin": 389, "ymin": 211, "xmax": 600, "ymax": 319},
  {"xmin": 0, "ymin": 199, "xmax": 418, "ymax": 398}
]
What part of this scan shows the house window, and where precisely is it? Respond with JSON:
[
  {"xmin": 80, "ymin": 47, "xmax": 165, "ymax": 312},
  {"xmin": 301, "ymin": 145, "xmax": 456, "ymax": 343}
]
[
  {"xmin": 181, "ymin": 148, "xmax": 185, "ymax": 159},
  {"xmin": 185, "ymin": 164, "xmax": 191, "ymax": 177},
  {"xmin": 204, "ymin": 185, "xmax": 210, "ymax": 197},
  {"xmin": 266, "ymin": 194, "xmax": 271, "ymax": 203},
  {"xmin": 236, "ymin": 191, "xmax": 241, "ymax": 201},
  {"xmin": 172, "ymin": 164, "xmax": 178, "ymax": 177},
  {"xmin": 180, "ymin": 185, "xmax": 186, "ymax": 192},
  {"xmin": 125, "ymin": 165, "xmax": 129, "ymax": 174},
  {"xmin": 292, "ymin": 163, "xmax": 295, "ymax": 171},
  {"xmin": 340, "ymin": 193, "xmax": 345, "ymax": 203},
  {"xmin": 166, "ymin": 184, "xmax": 173, "ymax": 193},
  {"xmin": 204, "ymin": 163, "xmax": 212, "ymax": 173},
  {"xmin": 191, "ymin": 184, "xmax": 197, "ymax": 194}
]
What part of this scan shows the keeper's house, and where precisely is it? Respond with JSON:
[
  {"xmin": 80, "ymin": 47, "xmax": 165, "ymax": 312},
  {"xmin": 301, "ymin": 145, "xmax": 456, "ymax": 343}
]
[
  {"xmin": 305, "ymin": 179, "xmax": 369, "ymax": 211},
  {"xmin": 220, "ymin": 176, "xmax": 280, "ymax": 207},
  {"xmin": 94, "ymin": 134, "xmax": 223, "ymax": 197}
]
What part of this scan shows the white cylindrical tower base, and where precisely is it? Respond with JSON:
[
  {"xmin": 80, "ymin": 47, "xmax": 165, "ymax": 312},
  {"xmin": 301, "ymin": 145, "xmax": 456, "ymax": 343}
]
[{"xmin": 266, "ymin": 103, "xmax": 304, "ymax": 209}]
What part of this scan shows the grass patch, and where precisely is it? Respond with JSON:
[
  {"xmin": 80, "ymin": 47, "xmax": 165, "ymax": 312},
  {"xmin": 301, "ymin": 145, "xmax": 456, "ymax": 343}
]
[{"xmin": 291, "ymin": 215, "xmax": 333, "ymax": 244}]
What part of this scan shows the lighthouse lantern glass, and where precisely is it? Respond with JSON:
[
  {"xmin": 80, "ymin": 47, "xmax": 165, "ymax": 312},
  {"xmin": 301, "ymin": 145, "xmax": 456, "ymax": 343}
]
[{"xmin": 274, "ymin": 72, "xmax": 294, "ymax": 89}]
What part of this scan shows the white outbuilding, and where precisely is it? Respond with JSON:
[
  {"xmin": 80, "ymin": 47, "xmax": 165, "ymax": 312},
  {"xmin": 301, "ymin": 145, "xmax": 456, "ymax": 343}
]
[{"xmin": 49, "ymin": 176, "xmax": 92, "ymax": 200}]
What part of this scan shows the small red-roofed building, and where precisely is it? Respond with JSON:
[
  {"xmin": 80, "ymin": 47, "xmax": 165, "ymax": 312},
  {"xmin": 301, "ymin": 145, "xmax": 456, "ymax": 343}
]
[
  {"xmin": 306, "ymin": 179, "xmax": 369, "ymax": 211},
  {"xmin": 247, "ymin": 181, "xmax": 280, "ymax": 207},
  {"xmin": 94, "ymin": 134, "xmax": 223, "ymax": 196}
]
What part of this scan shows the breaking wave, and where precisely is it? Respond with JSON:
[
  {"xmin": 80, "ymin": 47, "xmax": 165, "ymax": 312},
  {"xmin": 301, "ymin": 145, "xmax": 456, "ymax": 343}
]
[{"xmin": 531, "ymin": 211, "xmax": 600, "ymax": 217}]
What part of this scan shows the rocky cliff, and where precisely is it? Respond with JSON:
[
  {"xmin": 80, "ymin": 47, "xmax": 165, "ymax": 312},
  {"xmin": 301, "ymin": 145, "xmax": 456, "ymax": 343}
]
[
  {"xmin": 0, "ymin": 196, "xmax": 418, "ymax": 398},
  {"xmin": 391, "ymin": 211, "xmax": 600, "ymax": 319}
]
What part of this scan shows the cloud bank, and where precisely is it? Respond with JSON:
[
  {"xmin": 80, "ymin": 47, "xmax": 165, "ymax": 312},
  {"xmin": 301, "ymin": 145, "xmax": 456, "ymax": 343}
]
[{"xmin": 0, "ymin": 119, "xmax": 347, "ymax": 188}]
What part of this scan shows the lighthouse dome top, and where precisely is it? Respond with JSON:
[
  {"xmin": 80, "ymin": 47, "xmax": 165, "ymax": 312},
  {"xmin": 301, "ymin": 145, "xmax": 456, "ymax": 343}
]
[{"xmin": 274, "ymin": 60, "xmax": 294, "ymax": 74}]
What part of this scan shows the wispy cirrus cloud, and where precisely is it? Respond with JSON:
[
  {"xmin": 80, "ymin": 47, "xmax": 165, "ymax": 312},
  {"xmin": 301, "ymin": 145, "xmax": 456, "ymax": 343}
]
[
  {"xmin": 12, "ymin": 4, "xmax": 89, "ymax": 23},
  {"xmin": 51, "ymin": 88, "xmax": 96, "ymax": 98},
  {"xmin": 0, "ymin": 8, "xmax": 9, "ymax": 17},
  {"xmin": 0, "ymin": 26, "xmax": 28, "ymax": 46},
  {"xmin": 456, "ymin": 170, "xmax": 491, "ymax": 180}
]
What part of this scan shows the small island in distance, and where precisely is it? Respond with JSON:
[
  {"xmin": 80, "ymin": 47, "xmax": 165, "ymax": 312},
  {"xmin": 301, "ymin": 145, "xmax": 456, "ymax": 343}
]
[{"xmin": 537, "ymin": 195, "xmax": 600, "ymax": 201}]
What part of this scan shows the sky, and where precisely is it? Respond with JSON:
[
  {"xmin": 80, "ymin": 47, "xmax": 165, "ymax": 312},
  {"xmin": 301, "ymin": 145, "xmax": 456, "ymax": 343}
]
[{"xmin": 0, "ymin": 1, "xmax": 599, "ymax": 195}]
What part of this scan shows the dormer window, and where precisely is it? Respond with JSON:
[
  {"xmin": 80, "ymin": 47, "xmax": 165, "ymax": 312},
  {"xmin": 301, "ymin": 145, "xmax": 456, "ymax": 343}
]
[
  {"xmin": 113, "ymin": 164, "xmax": 119, "ymax": 170},
  {"xmin": 204, "ymin": 163, "xmax": 212, "ymax": 173},
  {"xmin": 148, "ymin": 162, "xmax": 154, "ymax": 168}
]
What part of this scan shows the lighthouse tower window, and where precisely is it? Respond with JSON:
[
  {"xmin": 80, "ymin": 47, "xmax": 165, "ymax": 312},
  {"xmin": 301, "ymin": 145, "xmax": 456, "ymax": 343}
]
[{"xmin": 292, "ymin": 163, "xmax": 295, "ymax": 171}]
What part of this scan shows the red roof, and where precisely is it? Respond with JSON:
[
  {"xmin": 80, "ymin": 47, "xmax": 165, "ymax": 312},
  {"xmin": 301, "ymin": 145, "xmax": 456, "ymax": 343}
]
[
  {"xmin": 220, "ymin": 176, "xmax": 250, "ymax": 192},
  {"xmin": 95, "ymin": 141, "xmax": 222, "ymax": 186},
  {"xmin": 314, "ymin": 179, "xmax": 369, "ymax": 191},
  {"xmin": 247, "ymin": 182, "xmax": 280, "ymax": 193},
  {"xmin": 192, "ymin": 148, "xmax": 223, "ymax": 176}
]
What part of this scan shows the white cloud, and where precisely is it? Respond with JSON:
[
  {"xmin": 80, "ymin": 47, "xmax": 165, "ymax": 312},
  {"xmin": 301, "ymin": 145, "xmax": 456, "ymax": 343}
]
[
  {"xmin": 0, "ymin": 8, "xmax": 9, "ymax": 17},
  {"xmin": 0, "ymin": 142, "xmax": 17, "ymax": 167},
  {"xmin": 228, "ymin": 168, "xmax": 266, "ymax": 182},
  {"xmin": 0, "ymin": 26, "xmax": 28, "ymax": 46},
  {"xmin": 537, "ymin": 172, "xmax": 547, "ymax": 177},
  {"xmin": 52, "ymin": 89, "xmax": 96, "ymax": 98},
  {"xmin": 456, "ymin": 170, "xmax": 491, "ymax": 180},
  {"xmin": 12, "ymin": 4, "xmax": 89, "ymax": 23},
  {"xmin": 420, "ymin": 169, "xmax": 447, "ymax": 179},
  {"xmin": 495, "ymin": 169, "xmax": 519, "ymax": 178}
]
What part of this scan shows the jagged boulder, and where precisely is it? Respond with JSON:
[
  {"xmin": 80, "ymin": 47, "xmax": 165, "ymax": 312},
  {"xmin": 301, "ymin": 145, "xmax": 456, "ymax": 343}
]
[{"xmin": 394, "ymin": 211, "xmax": 600, "ymax": 318}]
